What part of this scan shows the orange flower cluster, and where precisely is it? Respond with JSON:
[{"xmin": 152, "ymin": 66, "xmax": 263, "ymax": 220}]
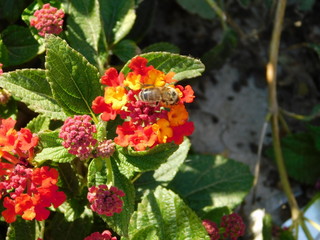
[
  {"xmin": 0, "ymin": 118, "xmax": 38, "ymax": 164},
  {"xmin": 92, "ymin": 56, "xmax": 195, "ymax": 151},
  {"xmin": 0, "ymin": 118, "xmax": 66, "ymax": 223}
]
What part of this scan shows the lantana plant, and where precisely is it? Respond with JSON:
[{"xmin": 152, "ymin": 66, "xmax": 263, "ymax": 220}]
[{"xmin": 0, "ymin": 1, "xmax": 254, "ymax": 239}]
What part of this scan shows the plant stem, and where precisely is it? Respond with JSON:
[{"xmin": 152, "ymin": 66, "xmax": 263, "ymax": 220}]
[
  {"xmin": 266, "ymin": 0, "xmax": 302, "ymax": 234},
  {"xmin": 106, "ymin": 157, "xmax": 114, "ymax": 186},
  {"xmin": 205, "ymin": 0, "xmax": 227, "ymax": 30}
]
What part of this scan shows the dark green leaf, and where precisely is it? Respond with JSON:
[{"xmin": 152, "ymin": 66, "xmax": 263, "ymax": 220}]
[
  {"xmin": 57, "ymin": 162, "xmax": 80, "ymax": 198},
  {"xmin": 113, "ymin": 39, "xmax": 139, "ymax": 63},
  {"xmin": 47, "ymin": 211, "xmax": 93, "ymax": 240},
  {"xmin": 201, "ymin": 206, "xmax": 231, "ymax": 224},
  {"xmin": 127, "ymin": 0, "xmax": 157, "ymax": 42},
  {"xmin": 121, "ymin": 52, "xmax": 205, "ymax": 81},
  {"xmin": 294, "ymin": 0, "xmax": 315, "ymax": 11},
  {"xmin": 307, "ymin": 124, "xmax": 320, "ymax": 151},
  {"xmin": 0, "ymin": 69, "xmax": 67, "ymax": 120},
  {"xmin": 26, "ymin": 115, "xmax": 51, "ymax": 132},
  {"xmin": 176, "ymin": 0, "xmax": 216, "ymax": 20},
  {"xmin": 202, "ymin": 28, "xmax": 238, "ymax": 69},
  {"xmin": 129, "ymin": 186, "xmax": 210, "ymax": 239},
  {"xmin": 45, "ymin": 35, "xmax": 101, "ymax": 116},
  {"xmin": 65, "ymin": 0, "xmax": 107, "ymax": 69},
  {"xmin": 99, "ymin": 0, "xmax": 136, "ymax": 44},
  {"xmin": 0, "ymin": 25, "xmax": 39, "ymax": 66},
  {"xmin": 0, "ymin": 0, "xmax": 26, "ymax": 23},
  {"xmin": 169, "ymin": 154, "xmax": 254, "ymax": 213},
  {"xmin": 142, "ymin": 42, "xmax": 180, "ymax": 54},
  {"xmin": 276, "ymin": 133, "xmax": 320, "ymax": 184},
  {"xmin": 6, "ymin": 218, "xmax": 36, "ymax": 240}
]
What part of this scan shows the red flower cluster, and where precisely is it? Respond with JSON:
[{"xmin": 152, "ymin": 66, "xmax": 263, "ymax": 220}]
[
  {"xmin": 30, "ymin": 3, "xmax": 64, "ymax": 37},
  {"xmin": 0, "ymin": 165, "xmax": 66, "ymax": 223},
  {"xmin": 84, "ymin": 230, "xmax": 117, "ymax": 240},
  {"xmin": 92, "ymin": 56, "xmax": 195, "ymax": 151},
  {"xmin": 0, "ymin": 118, "xmax": 66, "ymax": 223},
  {"xmin": 87, "ymin": 185, "xmax": 125, "ymax": 217},
  {"xmin": 0, "ymin": 63, "xmax": 3, "ymax": 75}
]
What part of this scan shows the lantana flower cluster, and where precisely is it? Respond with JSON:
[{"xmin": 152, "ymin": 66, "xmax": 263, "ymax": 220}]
[
  {"xmin": 202, "ymin": 213, "xmax": 246, "ymax": 240},
  {"xmin": 59, "ymin": 115, "xmax": 115, "ymax": 160},
  {"xmin": 92, "ymin": 56, "xmax": 195, "ymax": 151},
  {"xmin": 87, "ymin": 184, "xmax": 125, "ymax": 217},
  {"xmin": 30, "ymin": 3, "xmax": 65, "ymax": 37},
  {"xmin": 84, "ymin": 230, "xmax": 117, "ymax": 240},
  {"xmin": 0, "ymin": 118, "xmax": 66, "ymax": 223}
]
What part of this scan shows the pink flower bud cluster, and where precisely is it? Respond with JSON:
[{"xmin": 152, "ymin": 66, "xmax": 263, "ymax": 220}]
[
  {"xmin": 87, "ymin": 185, "xmax": 125, "ymax": 217},
  {"xmin": 202, "ymin": 219, "xmax": 220, "ymax": 240},
  {"xmin": 202, "ymin": 213, "xmax": 245, "ymax": 240},
  {"xmin": 84, "ymin": 230, "xmax": 117, "ymax": 240},
  {"xmin": 59, "ymin": 115, "xmax": 97, "ymax": 160},
  {"xmin": 0, "ymin": 164, "xmax": 33, "ymax": 199},
  {"xmin": 95, "ymin": 139, "xmax": 116, "ymax": 158},
  {"xmin": 30, "ymin": 3, "xmax": 64, "ymax": 37},
  {"xmin": 220, "ymin": 213, "xmax": 246, "ymax": 240},
  {"xmin": 0, "ymin": 63, "xmax": 3, "ymax": 75}
]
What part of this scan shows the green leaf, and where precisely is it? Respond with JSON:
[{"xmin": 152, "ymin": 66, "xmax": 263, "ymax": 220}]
[
  {"xmin": 99, "ymin": 0, "xmax": 136, "ymax": 44},
  {"xmin": 202, "ymin": 28, "xmax": 238, "ymax": 69},
  {"xmin": 45, "ymin": 35, "xmax": 101, "ymax": 116},
  {"xmin": 6, "ymin": 218, "xmax": 36, "ymax": 240},
  {"xmin": 57, "ymin": 162, "xmax": 81, "ymax": 198},
  {"xmin": 87, "ymin": 158, "xmax": 108, "ymax": 186},
  {"xmin": 0, "ymin": 69, "xmax": 67, "ymax": 120},
  {"xmin": 153, "ymin": 138, "xmax": 190, "ymax": 183},
  {"xmin": 34, "ymin": 131, "xmax": 75, "ymax": 163},
  {"xmin": 65, "ymin": 0, "xmax": 107, "ymax": 68},
  {"xmin": 101, "ymin": 160, "xmax": 135, "ymax": 237},
  {"xmin": 26, "ymin": 115, "xmax": 51, "ymax": 132},
  {"xmin": 129, "ymin": 186, "xmax": 210, "ymax": 239},
  {"xmin": 273, "ymin": 133, "xmax": 320, "ymax": 184},
  {"xmin": 58, "ymin": 199, "xmax": 86, "ymax": 222},
  {"xmin": 142, "ymin": 42, "xmax": 180, "ymax": 54},
  {"xmin": 47, "ymin": 211, "xmax": 93, "ymax": 240},
  {"xmin": 116, "ymin": 143, "xmax": 179, "ymax": 176},
  {"xmin": 169, "ymin": 154, "xmax": 254, "ymax": 213},
  {"xmin": 0, "ymin": 0, "xmax": 26, "ymax": 23},
  {"xmin": 176, "ymin": 0, "xmax": 216, "ymax": 20},
  {"xmin": 113, "ymin": 39, "xmax": 139, "ymax": 63},
  {"xmin": 0, "ymin": 25, "xmax": 40, "ymax": 67},
  {"xmin": 121, "ymin": 52, "xmax": 205, "ymax": 81}
]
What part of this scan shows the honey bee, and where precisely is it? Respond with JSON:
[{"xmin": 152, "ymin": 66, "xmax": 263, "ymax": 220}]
[{"xmin": 138, "ymin": 86, "xmax": 179, "ymax": 106}]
